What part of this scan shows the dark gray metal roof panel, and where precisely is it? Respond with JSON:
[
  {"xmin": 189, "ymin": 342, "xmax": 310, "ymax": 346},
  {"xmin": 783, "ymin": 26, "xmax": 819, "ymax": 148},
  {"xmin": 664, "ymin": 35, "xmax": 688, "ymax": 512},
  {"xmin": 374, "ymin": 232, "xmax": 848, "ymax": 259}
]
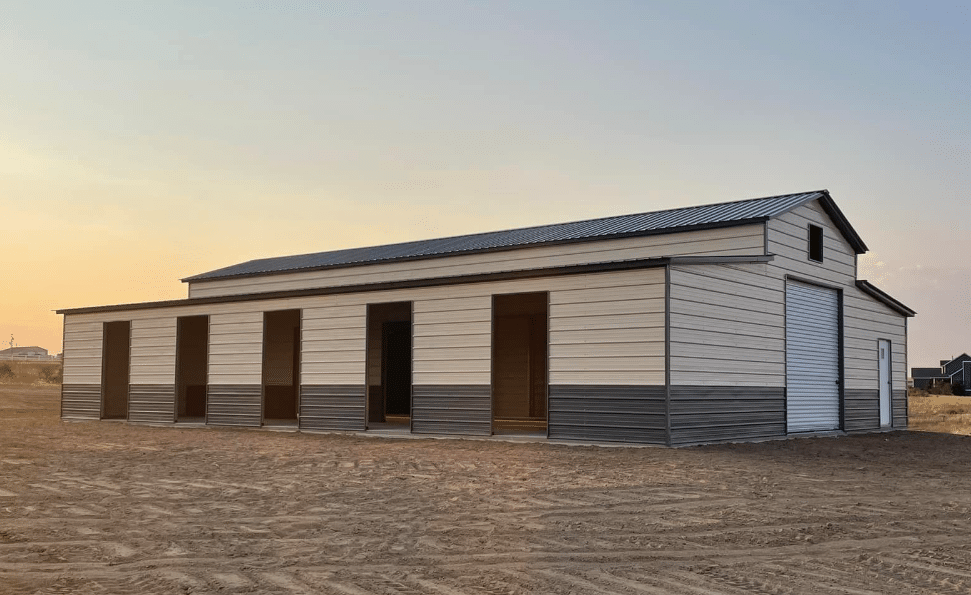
[
  {"xmin": 185, "ymin": 189, "xmax": 862, "ymax": 283},
  {"xmin": 911, "ymin": 368, "xmax": 944, "ymax": 378}
]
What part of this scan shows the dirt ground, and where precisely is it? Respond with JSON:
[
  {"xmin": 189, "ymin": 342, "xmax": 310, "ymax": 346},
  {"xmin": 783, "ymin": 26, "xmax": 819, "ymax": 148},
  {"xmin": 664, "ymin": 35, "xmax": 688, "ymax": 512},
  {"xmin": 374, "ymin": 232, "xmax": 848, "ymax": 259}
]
[{"xmin": 2, "ymin": 385, "xmax": 971, "ymax": 595}]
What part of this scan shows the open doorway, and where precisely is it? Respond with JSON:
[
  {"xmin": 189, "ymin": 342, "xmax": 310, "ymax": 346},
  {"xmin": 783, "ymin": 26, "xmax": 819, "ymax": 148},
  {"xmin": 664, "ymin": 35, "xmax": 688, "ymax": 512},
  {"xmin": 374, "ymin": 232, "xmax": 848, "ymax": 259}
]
[
  {"xmin": 262, "ymin": 309, "xmax": 300, "ymax": 426},
  {"xmin": 492, "ymin": 292, "xmax": 548, "ymax": 434},
  {"xmin": 102, "ymin": 320, "xmax": 130, "ymax": 419},
  {"xmin": 366, "ymin": 302, "xmax": 412, "ymax": 430},
  {"xmin": 176, "ymin": 315, "xmax": 208, "ymax": 423}
]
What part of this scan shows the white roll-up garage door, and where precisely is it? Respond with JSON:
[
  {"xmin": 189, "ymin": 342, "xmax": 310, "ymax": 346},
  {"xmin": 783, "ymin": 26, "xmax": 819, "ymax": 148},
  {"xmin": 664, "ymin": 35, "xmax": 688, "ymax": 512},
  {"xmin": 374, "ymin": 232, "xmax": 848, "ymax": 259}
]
[{"xmin": 786, "ymin": 280, "xmax": 840, "ymax": 432}]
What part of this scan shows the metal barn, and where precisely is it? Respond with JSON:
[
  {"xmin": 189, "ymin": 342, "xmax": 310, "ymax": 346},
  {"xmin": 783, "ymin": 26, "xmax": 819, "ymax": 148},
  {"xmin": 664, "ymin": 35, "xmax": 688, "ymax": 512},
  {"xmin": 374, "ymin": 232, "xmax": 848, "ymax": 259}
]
[{"xmin": 58, "ymin": 191, "xmax": 915, "ymax": 445}]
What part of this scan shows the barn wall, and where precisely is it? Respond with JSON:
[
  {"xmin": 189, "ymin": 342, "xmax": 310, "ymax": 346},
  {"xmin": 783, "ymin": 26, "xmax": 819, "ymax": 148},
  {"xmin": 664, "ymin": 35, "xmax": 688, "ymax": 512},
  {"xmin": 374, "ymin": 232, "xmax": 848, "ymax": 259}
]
[
  {"xmin": 128, "ymin": 316, "xmax": 177, "ymax": 424},
  {"xmin": 187, "ymin": 224, "xmax": 764, "ymax": 298},
  {"xmin": 208, "ymin": 311, "xmax": 264, "ymax": 426},
  {"xmin": 62, "ymin": 268, "xmax": 666, "ymax": 439},
  {"xmin": 301, "ymin": 302, "xmax": 367, "ymax": 431},
  {"xmin": 668, "ymin": 263, "xmax": 786, "ymax": 445},
  {"xmin": 767, "ymin": 199, "xmax": 909, "ymax": 432},
  {"xmin": 547, "ymin": 268, "xmax": 666, "ymax": 443},
  {"xmin": 61, "ymin": 317, "xmax": 104, "ymax": 419},
  {"xmin": 843, "ymin": 288, "xmax": 908, "ymax": 430}
]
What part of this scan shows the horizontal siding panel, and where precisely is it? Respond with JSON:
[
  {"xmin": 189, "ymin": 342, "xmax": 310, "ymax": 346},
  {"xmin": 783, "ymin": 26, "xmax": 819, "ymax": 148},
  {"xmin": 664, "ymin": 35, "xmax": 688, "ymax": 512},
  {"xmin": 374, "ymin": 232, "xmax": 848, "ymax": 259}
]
[
  {"xmin": 413, "ymin": 322, "xmax": 491, "ymax": 337},
  {"xmin": 550, "ymin": 312, "xmax": 665, "ymax": 331},
  {"xmin": 188, "ymin": 226, "xmax": 754, "ymax": 298},
  {"xmin": 548, "ymin": 385, "xmax": 666, "ymax": 444},
  {"xmin": 128, "ymin": 384, "xmax": 175, "ymax": 424},
  {"xmin": 208, "ymin": 343, "xmax": 263, "ymax": 356},
  {"xmin": 413, "ymin": 346, "xmax": 491, "ymax": 362},
  {"xmin": 549, "ymin": 356, "xmax": 660, "ymax": 371},
  {"xmin": 300, "ymin": 385, "xmax": 365, "ymax": 431},
  {"xmin": 551, "ymin": 299, "xmax": 661, "ymax": 317},
  {"xmin": 675, "ymin": 285, "xmax": 784, "ymax": 315},
  {"xmin": 413, "ymin": 297, "xmax": 493, "ymax": 313},
  {"xmin": 844, "ymin": 389, "xmax": 879, "ymax": 431},
  {"xmin": 61, "ymin": 384, "xmax": 102, "ymax": 419},
  {"xmin": 412, "ymin": 385, "xmax": 491, "ymax": 435},
  {"xmin": 669, "ymin": 386, "xmax": 785, "ymax": 445},
  {"xmin": 671, "ymin": 343, "xmax": 785, "ymax": 363},
  {"xmin": 550, "ymin": 328, "xmax": 663, "ymax": 344},
  {"xmin": 671, "ymin": 300, "xmax": 781, "ymax": 326},
  {"xmin": 208, "ymin": 332, "xmax": 263, "ymax": 345},
  {"xmin": 672, "ymin": 357, "xmax": 784, "ymax": 375},
  {"xmin": 209, "ymin": 352, "xmax": 265, "ymax": 366},
  {"xmin": 549, "ymin": 370, "xmax": 665, "ymax": 385},
  {"xmin": 303, "ymin": 361, "xmax": 366, "ymax": 374},
  {"xmin": 413, "ymin": 372, "xmax": 491, "ymax": 386},
  {"xmin": 207, "ymin": 385, "xmax": 262, "ymax": 427},
  {"xmin": 198, "ymin": 372, "xmax": 261, "ymax": 384},
  {"xmin": 302, "ymin": 327, "xmax": 366, "ymax": 341},
  {"xmin": 670, "ymin": 313, "xmax": 783, "ymax": 336},
  {"xmin": 549, "ymin": 284, "xmax": 664, "ymax": 305},
  {"xmin": 892, "ymin": 390, "xmax": 907, "ymax": 428},
  {"xmin": 413, "ymin": 334, "xmax": 491, "ymax": 349},
  {"xmin": 550, "ymin": 342, "xmax": 664, "ymax": 359},
  {"xmin": 64, "ymin": 320, "xmax": 104, "ymax": 333},
  {"xmin": 672, "ymin": 328, "xmax": 785, "ymax": 351}
]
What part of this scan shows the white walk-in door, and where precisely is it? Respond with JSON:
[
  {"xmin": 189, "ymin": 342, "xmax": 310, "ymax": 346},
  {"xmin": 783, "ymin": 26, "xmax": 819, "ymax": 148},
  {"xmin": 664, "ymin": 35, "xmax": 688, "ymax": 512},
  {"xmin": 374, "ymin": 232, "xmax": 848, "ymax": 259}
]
[
  {"xmin": 878, "ymin": 339, "xmax": 891, "ymax": 427},
  {"xmin": 786, "ymin": 281, "xmax": 840, "ymax": 432}
]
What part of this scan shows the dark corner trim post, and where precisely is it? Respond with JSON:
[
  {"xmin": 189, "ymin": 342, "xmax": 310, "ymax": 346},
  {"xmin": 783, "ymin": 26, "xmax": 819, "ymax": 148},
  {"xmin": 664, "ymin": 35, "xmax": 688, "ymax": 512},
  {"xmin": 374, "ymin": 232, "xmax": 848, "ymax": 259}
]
[{"xmin": 664, "ymin": 264, "xmax": 672, "ymax": 447}]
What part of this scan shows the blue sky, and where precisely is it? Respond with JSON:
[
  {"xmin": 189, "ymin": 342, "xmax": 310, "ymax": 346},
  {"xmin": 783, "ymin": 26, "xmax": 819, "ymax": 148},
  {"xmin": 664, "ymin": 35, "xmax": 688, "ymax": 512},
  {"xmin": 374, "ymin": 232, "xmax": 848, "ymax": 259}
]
[{"xmin": 1, "ymin": 1, "xmax": 968, "ymax": 366}]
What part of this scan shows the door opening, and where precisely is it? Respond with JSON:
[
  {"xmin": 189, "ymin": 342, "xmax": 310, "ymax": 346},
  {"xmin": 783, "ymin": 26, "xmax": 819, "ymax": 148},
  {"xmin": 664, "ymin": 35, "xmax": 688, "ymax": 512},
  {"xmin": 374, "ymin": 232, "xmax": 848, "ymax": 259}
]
[
  {"xmin": 492, "ymin": 292, "xmax": 548, "ymax": 434},
  {"xmin": 262, "ymin": 310, "xmax": 300, "ymax": 425},
  {"xmin": 102, "ymin": 321, "xmax": 130, "ymax": 420},
  {"xmin": 366, "ymin": 302, "xmax": 412, "ymax": 430},
  {"xmin": 878, "ymin": 339, "xmax": 891, "ymax": 427},
  {"xmin": 176, "ymin": 315, "xmax": 209, "ymax": 422}
]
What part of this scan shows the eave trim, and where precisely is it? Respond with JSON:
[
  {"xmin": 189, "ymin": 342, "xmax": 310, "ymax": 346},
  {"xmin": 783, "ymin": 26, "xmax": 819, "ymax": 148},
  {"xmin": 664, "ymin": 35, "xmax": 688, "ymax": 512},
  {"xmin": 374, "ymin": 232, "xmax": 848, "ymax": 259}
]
[{"xmin": 855, "ymin": 280, "xmax": 916, "ymax": 317}]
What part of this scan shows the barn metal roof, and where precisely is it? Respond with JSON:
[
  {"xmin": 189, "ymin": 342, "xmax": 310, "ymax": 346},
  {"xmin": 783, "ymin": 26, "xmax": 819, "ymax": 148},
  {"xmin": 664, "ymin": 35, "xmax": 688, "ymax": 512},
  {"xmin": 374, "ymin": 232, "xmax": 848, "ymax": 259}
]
[{"xmin": 184, "ymin": 189, "xmax": 867, "ymax": 283}]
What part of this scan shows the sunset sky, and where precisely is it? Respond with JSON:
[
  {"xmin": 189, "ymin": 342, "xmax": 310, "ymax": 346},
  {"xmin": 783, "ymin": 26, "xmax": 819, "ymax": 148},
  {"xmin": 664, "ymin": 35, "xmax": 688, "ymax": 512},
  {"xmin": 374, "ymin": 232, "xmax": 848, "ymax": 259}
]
[{"xmin": 1, "ymin": 1, "xmax": 968, "ymax": 368}]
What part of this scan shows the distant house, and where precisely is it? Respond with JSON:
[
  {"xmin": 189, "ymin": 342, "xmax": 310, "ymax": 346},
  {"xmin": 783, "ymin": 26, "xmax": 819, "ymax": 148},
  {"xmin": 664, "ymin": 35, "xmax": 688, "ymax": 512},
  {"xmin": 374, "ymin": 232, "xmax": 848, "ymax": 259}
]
[
  {"xmin": 0, "ymin": 346, "xmax": 49, "ymax": 359},
  {"xmin": 912, "ymin": 354, "xmax": 971, "ymax": 393}
]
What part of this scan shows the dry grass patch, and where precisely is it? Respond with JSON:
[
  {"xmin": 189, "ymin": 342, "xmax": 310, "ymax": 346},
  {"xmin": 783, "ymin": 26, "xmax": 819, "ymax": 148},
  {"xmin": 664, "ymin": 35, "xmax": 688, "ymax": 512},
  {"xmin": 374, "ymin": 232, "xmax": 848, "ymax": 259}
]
[
  {"xmin": 0, "ymin": 360, "xmax": 61, "ymax": 385},
  {"xmin": 908, "ymin": 389, "xmax": 971, "ymax": 435}
]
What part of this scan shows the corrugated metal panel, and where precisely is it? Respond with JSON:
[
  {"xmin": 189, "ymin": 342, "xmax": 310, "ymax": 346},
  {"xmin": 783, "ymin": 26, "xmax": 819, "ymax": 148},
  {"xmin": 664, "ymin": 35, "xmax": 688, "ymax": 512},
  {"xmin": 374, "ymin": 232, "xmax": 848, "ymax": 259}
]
[
  {"xmin": 548, "ymin": 385, "xmax": 666, "ymax": 444},
  {"xmin": 412, "ymin": 385, "xmax": 491, "ymax": 435},
  {"xmin": 892, "ymin": 389, "xmax": 907, "ymax": 428},
  {"xmin": 128, "ymin": 384, "xmax": 175, "ymax": 424},
  {"xmin": 844, "ymin": 389, "xmax": 879, "ymax": 432},
  {"xmin": 61, "ymin": 384, "xmax": 102, "ymax": 419},
  {"xmin": 207, "ymin": 385, "xmax": 261, "ymax": 427},
  {"xmin": 300, "ymin": 385, "xmax": 365, "ymax": 431},
  {"xmin": 786, "ymin": 281, "xmax": 840, "ymax": 432},
  {"xmin": 62, "ymin": 318, "xmax": 103, "ymax": 385},
  {"xmin": 185, "ymin": 191, "xmax": 833, "ymax": 282},
  {"xmin": 669, "ymin": 386, "xmax": 785, "ymax": 445}
]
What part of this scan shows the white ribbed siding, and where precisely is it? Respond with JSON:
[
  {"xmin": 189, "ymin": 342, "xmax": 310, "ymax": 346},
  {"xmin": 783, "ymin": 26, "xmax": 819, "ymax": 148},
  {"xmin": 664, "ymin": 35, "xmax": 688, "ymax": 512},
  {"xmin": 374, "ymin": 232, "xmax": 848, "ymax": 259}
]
[
  {"xmin": 548, "ymin": 269, "xmax": 665, "ymax": 385},
  {"xmin": 413, "ymin": 296, "xmax": 491, "ymax": 386},
  {"xmin": 62, "ymin": 318, "xmax": 104, "ymax": 385},
  {"xmin": 669, "ymin": 263, "xmax": 785, "ymax": 387},
  {"xmin": 187, "ymin": 224, "xmax": 764, "ymax": 298},
  {"xmin": 208, "ymin": 311, "xmax": 263, "ymax": 385},
  {"xmin": 302, "ymin": 303, "xmax": 366, "ymax": 386},
  {"xmin": 129, "ymin": 317, "xmax": 177, "ymax": 385}
]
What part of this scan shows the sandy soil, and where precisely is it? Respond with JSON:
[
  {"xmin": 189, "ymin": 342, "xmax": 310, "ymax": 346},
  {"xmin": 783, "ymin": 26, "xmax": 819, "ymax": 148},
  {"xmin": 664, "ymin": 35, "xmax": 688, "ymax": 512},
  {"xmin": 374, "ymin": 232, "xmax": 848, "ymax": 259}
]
[{"xmin": 2, "ymin": 385, "xmax": 971, "ymax": 594}]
